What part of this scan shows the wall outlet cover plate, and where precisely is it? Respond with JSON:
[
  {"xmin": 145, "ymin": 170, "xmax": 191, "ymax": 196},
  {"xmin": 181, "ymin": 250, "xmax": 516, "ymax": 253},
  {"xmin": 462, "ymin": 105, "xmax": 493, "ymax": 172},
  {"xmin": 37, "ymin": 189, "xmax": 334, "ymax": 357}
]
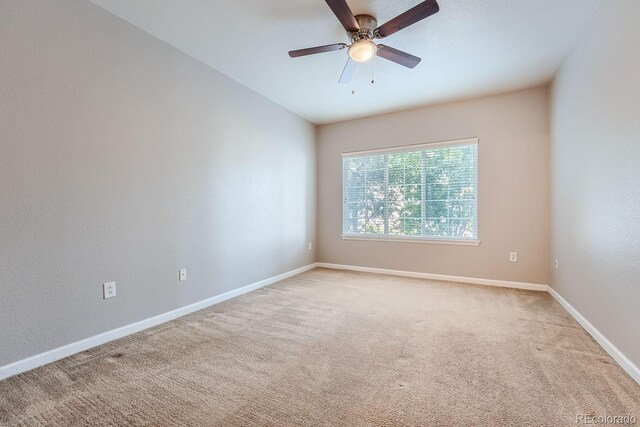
[{"xmin": 103, "ymin": 282, "xmax": 116, "ymax": 299}]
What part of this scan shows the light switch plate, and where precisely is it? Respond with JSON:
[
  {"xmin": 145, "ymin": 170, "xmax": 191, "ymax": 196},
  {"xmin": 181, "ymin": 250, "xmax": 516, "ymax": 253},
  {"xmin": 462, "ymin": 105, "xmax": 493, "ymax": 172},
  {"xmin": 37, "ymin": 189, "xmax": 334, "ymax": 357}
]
[{"xmin": 179, "ymin": 269, "xmax": 187, "ymax": 282}]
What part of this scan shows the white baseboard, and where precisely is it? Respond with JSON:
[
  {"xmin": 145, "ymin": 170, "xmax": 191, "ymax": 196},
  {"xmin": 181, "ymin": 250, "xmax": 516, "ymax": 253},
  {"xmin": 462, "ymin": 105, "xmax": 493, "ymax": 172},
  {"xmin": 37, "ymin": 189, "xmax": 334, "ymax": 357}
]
[
  {"xmin": 316, "ymin": 262, "xmax": 549, "ymax": 291},
  {"xmin": 319, "ymin": 262, "xmax": 639, "ymax": 385},
  {"xmin": 0, "ymin": 263, "xmax": 318, "ymax": 381},
  {"xmin": 548, "ymin": 287, "xmax": 640, "ymax": 386},
  {"xmin": 4, "ymin": 263, "xmax": 637, "ymax": 389}
]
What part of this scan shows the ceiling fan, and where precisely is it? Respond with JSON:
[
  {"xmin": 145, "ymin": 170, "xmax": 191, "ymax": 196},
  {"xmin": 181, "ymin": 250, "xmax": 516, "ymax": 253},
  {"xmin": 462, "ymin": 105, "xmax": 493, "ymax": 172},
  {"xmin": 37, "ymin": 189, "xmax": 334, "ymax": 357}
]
[{"xmin": 288, "ymin": 0, "xmax": 440, "ymax": 84}]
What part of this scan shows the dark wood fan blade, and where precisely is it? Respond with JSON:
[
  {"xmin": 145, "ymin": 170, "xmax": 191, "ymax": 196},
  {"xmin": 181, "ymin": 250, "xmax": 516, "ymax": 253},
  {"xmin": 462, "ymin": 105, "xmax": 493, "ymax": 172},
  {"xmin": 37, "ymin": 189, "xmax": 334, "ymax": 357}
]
[
  {"xmin": 325, "ymin": 0, "xmax": 360, "ymax": 32},
  {"xmin": 375, "ymin": 0, "xmax": 439, "ymax": 38},
  {"xmin": 339, "ymin": 59, "xmax": 357, "ymax": 84},
  {"xmin": 376, "ymin": 45, "xmax": 422, "ymax": 68},
  {"xmin": 289, "ymin": 43, "xmax": 347, "ymax": 58}
]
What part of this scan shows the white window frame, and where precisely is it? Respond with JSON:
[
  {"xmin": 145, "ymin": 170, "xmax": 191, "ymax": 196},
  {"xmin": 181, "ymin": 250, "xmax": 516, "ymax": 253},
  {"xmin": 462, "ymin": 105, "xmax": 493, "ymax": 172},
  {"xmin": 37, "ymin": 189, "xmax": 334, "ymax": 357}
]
[{"xmin": 341, "ymin": 137, "xmax": 480, "ymax": 246}]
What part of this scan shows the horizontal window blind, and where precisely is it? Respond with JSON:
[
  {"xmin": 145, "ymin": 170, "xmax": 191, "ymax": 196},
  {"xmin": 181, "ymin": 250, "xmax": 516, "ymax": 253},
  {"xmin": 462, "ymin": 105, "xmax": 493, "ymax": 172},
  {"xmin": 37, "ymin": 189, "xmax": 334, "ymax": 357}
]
[{"xmin": 342, "ymin": 140, "xmax": 477, "ymax": 240}]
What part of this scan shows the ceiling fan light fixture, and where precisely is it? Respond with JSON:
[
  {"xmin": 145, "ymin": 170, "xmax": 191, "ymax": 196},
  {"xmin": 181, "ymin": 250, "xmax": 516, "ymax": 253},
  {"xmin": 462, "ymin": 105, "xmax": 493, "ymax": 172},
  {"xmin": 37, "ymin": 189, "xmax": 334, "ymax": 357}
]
[{"xmin": 348, "ymin": 39, "xmax": 377, "ymax": 63}]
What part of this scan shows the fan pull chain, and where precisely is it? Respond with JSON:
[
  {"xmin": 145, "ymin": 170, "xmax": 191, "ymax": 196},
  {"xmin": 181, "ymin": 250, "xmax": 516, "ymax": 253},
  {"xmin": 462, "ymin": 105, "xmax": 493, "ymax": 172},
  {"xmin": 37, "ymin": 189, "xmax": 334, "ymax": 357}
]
[{"xmin": 371, "ymin": 62, "xmax": 375, "ymax": 85}]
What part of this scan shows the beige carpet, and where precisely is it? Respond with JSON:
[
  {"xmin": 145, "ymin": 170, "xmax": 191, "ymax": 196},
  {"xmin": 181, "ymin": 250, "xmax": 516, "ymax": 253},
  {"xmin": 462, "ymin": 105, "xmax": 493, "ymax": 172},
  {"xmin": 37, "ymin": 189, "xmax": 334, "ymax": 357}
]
[{"xmin": 0, "ymin": 268, "xmax": 638, "ymax": 426}]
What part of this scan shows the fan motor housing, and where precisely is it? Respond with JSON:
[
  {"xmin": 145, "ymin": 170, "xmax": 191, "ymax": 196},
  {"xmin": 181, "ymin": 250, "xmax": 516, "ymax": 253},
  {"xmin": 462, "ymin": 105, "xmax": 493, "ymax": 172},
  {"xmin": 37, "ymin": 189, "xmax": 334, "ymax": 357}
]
[{"xmin": 349, "ymin": 14, "xmax": 377, "ymax": 42}]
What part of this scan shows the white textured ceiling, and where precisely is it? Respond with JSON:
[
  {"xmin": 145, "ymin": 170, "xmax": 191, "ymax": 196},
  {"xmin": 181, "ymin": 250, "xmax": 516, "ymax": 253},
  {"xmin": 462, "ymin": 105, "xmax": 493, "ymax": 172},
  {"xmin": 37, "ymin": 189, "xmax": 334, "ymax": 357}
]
[{"xmin": 90, "ymin": 0, "xmax": 600, "ymax": 124}]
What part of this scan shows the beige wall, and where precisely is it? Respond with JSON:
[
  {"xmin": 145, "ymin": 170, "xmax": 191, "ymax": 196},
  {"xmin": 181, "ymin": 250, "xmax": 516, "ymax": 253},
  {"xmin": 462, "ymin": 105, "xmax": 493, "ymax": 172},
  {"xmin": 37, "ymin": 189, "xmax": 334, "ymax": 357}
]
[
  {"xmin": 318, "ymin": 87, "xmax": 550, "ymax": 285},
  {"xmin": 0, "ymin": 0, "xmax": 315, "ymax": 367},
  {"xmin": 551, "ymin": 1, "xmax": 640, "ymax": 366}
]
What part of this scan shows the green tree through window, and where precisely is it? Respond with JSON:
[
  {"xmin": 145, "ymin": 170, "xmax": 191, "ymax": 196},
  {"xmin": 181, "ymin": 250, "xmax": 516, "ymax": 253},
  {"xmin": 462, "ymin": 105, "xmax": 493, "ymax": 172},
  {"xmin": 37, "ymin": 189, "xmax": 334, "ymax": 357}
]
[{"xmin": 343, "ymin": 141, "xmax": 477, "ymax": 240}]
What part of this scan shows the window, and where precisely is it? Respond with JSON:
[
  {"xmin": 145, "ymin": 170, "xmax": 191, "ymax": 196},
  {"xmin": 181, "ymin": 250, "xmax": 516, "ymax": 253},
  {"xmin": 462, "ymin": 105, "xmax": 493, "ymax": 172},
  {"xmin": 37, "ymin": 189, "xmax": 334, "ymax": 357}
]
[{"xmin": 342, "ymin": 138, "xmax": 478, "ymax": 243}]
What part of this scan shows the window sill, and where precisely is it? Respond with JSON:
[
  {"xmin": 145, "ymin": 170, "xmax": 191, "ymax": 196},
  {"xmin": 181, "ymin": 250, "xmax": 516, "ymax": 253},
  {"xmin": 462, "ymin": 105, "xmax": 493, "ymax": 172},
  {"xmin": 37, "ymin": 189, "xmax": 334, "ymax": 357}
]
[{"xmin": 340, "ymin": 235, "xmax": 481, "ymax": 246}]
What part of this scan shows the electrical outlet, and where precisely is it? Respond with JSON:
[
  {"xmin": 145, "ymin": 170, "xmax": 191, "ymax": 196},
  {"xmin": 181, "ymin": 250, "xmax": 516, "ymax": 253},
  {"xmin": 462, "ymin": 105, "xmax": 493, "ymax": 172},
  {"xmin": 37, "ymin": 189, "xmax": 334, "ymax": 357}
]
[
  {"xmin": 554, "ymin": 258, "xmax": 559, "ymax": 269},
  {"xmin": 509, "ymin": 252, "xmax": 518, "ymax": 262},
  {"xmin": 308, "ymin": 242, "xmax": 312, "ymax": 251},
  {"xmin": 179, "ymin": 269, "xmax": 187, "ymax": 282},
  {"xmin": 103, "ymin": 282, "xmax": 116, "ymax": 299}
]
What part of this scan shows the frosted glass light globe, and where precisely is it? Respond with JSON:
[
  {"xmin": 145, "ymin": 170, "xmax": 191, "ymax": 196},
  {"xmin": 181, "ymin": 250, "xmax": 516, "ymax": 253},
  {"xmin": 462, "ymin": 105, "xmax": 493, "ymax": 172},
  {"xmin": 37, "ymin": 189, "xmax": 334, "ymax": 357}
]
[{"xmin": 348, "ymin": 40, "xmax": 377, "ymax": 63}]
